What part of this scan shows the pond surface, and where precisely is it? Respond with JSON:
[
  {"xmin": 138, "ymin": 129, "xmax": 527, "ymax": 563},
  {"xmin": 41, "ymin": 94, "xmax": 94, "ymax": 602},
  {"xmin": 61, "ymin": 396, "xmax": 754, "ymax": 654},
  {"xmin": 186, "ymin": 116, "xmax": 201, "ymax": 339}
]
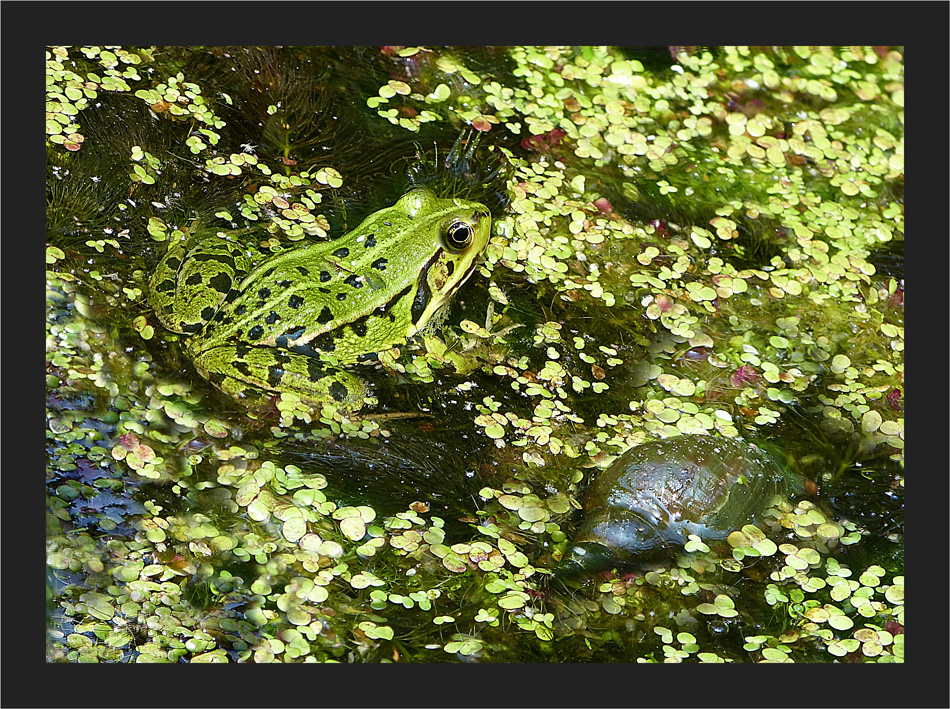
[{"xmin": 46, "ymin": 45, "xmax": 903, "ymax": 665}]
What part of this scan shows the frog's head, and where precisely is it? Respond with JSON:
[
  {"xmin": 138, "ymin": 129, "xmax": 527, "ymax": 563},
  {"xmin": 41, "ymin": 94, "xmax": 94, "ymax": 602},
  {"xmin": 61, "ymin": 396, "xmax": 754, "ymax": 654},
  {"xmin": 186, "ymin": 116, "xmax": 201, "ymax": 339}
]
[{"xmin": 394, "ymin": 188, "xmax": 492, "ymax": 336}]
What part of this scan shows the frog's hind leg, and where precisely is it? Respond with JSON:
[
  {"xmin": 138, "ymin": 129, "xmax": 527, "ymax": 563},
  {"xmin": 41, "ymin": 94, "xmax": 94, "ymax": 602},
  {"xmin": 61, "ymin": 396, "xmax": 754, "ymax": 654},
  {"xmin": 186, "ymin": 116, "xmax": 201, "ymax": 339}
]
[
  {"xmin": 191, "ymin": 346, "xmax": 369, "ymax": 411},
  {"xmin": 149, "ymin": 235, "xmax": 251, "ymax": 334}
]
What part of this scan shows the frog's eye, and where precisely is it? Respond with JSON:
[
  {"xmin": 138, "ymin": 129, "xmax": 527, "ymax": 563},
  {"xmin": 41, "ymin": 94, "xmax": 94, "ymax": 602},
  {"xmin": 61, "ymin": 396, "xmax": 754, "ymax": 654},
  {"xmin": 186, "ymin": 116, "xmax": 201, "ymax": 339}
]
[{"xmin": 444, "ymin": 219, "xmax": 475, "ymax": 252}]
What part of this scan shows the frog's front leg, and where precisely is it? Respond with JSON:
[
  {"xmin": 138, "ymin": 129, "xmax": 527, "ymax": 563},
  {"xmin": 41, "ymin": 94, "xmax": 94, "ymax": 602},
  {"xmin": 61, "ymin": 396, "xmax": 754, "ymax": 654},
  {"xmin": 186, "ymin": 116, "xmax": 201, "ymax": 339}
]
[{"xmin": 190, "ymin": 345, "xmax": 369, "ymax": 411}]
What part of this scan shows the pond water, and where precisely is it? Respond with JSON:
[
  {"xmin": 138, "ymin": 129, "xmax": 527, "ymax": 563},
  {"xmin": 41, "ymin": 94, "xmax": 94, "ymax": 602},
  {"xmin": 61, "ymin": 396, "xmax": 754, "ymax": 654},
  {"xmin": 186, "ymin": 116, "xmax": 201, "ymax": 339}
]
[{"xmin": 46, "ymin": 45, "xmax": 903, "ymax": 666}]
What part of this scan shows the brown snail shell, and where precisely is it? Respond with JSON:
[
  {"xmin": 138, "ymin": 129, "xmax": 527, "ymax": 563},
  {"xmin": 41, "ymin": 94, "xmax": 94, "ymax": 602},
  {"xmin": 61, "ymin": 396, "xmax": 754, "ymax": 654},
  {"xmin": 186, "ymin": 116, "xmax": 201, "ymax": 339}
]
[{"xmin": 556, "ymin": 435, "xmax": 802, "ymax": 579}]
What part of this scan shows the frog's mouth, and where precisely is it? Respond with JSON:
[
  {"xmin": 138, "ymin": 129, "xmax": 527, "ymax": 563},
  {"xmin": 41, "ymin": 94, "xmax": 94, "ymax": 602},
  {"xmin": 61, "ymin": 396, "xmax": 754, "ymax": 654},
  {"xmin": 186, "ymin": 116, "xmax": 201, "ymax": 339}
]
[
  {"xmin": 408, "ymin": 249, "xmax": 482, "ymax": 336},
  {"xmin": 453, "ymin": 252, "xmax": 482, "ymax": 290}
]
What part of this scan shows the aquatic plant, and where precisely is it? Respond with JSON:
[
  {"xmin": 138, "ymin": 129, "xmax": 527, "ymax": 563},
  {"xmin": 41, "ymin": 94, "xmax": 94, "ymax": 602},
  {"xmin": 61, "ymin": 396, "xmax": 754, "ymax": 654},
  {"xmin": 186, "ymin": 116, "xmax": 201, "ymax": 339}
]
[{"xmin": 47, "ymin": 45, "xmax": 903, "ymax": 664}]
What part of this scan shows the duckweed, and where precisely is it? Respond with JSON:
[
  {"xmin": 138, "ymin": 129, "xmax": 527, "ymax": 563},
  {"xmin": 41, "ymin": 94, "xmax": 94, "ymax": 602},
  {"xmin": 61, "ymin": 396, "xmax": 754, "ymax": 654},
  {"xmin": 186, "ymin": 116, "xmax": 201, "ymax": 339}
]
[{"xmin": 47, "ymin": 45, "xmax": 903, "ymax": 666}]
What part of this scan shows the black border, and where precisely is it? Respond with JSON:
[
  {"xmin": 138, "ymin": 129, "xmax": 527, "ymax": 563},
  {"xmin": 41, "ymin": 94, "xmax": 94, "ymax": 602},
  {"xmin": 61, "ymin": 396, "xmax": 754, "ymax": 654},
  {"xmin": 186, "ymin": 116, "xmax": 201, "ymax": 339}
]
[{"xmin": 14, "ymin": 2, "xmax": 948, "ymax": 707}]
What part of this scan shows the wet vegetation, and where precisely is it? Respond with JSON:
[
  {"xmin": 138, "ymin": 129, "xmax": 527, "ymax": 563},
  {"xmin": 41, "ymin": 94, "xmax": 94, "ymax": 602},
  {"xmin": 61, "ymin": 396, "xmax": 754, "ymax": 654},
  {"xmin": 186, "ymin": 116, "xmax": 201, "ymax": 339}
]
[{"xmin": 47, "ymin": 45, "xmax": 903, "ymax": 664}]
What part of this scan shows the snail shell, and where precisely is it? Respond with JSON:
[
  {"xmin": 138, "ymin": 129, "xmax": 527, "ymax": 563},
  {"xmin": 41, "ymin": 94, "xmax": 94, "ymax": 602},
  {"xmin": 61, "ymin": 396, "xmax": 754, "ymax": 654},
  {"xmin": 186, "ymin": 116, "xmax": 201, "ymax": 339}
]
[{"xmin": 557, "ymin": 435, "xmax": 802, "ymax": 579}]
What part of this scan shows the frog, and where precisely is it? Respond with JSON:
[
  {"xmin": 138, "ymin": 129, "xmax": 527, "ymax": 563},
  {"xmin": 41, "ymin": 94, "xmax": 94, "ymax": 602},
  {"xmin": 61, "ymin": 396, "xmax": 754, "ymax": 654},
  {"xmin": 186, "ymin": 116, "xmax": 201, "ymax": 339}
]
[{"xmin": 148, "ymin": 188, "xmax": 492, "ymax": 411}]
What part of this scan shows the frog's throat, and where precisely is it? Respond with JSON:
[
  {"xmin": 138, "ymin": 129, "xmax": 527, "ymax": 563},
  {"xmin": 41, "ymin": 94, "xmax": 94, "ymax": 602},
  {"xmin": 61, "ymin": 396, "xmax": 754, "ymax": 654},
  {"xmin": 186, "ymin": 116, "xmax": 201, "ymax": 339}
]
[{"xmin": 407, "ymin": 247, "xmax": 480, "ymax": 337}]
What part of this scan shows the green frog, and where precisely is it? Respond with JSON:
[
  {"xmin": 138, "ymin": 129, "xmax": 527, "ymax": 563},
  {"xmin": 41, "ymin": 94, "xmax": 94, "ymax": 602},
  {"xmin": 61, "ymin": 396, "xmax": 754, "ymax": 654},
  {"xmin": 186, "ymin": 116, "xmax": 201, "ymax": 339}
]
[{"xmin": 148, "ymin": 188, "xmax": 492, "ymax": 411}]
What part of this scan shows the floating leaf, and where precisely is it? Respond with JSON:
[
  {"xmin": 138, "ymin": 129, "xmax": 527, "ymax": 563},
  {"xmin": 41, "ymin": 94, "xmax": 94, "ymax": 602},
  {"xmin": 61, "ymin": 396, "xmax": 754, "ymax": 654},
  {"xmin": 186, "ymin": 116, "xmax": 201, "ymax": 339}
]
[
  {"xmin": 340, "ymin": 516, "xmax": 366, "ymax": 541},
  {"xmin": 282, "ymin": 517, "xmax": 307, "ymax": 543}
]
